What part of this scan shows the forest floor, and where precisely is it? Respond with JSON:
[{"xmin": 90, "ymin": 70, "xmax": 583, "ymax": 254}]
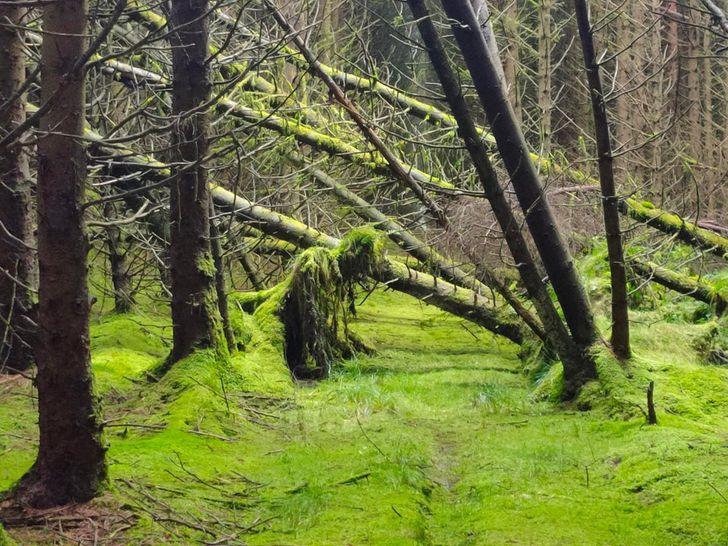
[{"xmin": 1, "ymin": 288, "xmax": 728, "ymax": 545}]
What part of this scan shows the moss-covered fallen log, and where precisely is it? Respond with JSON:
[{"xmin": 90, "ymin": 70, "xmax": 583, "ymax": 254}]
[
  {"xmin": 620, "ymin": 200, "xmax": 728, "ymax": 260},
  {"xmin": 298, "ymin": 158, "xmax": 546, "ymax": 341},
  {"xmin": 232, "ymin": 232, "xmax": 381, "ymax": 378},
  {"xmin": 61, "ymin": 114, "xmax": 526, "ymax": 345},
  {"xmin": 630, "ymin": 259, "xmax": 726, "ymax": 315},
  {"xmin": 212, "ymin": 187, "xmax": 526, "ymax": 344}
]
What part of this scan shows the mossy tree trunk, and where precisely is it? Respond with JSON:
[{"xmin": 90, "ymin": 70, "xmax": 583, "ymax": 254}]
[
  {"xmin": 297, "ymin": 156, "xmax": 547, "ymax": 342},
  {"xmin": 0, "ymin": 3, "xmax": 35, "ymax": 374},
  {"xmin": 13, "ymin": 0, "xmax": 107, "ymax": 507},
  {"xmin": 619, "ymin": 198, "xmax": 728, "ymax": 261},
  {"xmin": 630, "ymin": 259, "xmax": 726, "ymax": 315},
  {"xmin": 209, "ymin": 202, "xmax": 236, "ymax": 350},
  {"xmin": 213, "ymin": 188, "xmax": 528, "ymax": 346},
  {"xmin": 167, "ymin": 0, "xmax": 225, "ymax": 364}
]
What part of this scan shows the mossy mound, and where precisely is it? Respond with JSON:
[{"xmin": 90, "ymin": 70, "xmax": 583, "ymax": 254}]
[
  {"xmin": 234, "ymin": 227, "xmax": 381, "ymax": 379},
  {"xmin": 693, "ymin": 318, "xmax": 728, "ymax": 366}
]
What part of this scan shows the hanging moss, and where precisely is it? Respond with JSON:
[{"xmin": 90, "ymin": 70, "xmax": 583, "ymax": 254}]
[
  {"xmin": 231, "ymin": 228, "xmax": 381, "ymax": 380},
  {"xmin": 281, "ymin": 228, "xmax": 381, "ymax": 379}
]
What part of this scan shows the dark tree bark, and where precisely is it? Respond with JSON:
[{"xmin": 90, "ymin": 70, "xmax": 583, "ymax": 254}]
[
  {"xmin": 103, "ymin": 202, "xmax": 134, "ymax": 313},
  {"xmin": 12, "ymin": 0, "xmax": 107, "ymax": 507},
  {"xmin": 209, "ymin": 202, "xmax": 236, "ymax": 350},
  {"xmin": 574, "ymin": 0, "xmax": 630, "ymax": 359},
  {"xmin": 0, "ymin": 3, "xmax": 35, "ymax": 374},
  {"xmin": 167, "ymin": 0, "xmax": 225, "ymax": 364},
  {"xmin": 407, "ymin": 0, "xmax": 595, "ymax": 394},
  {"xmin": 646, "ymin": 381, "xmax": 657, "ymax": 425},
  {"xmin": 438, "ymin": 0, "xmax": 599, "ymax": 353}
]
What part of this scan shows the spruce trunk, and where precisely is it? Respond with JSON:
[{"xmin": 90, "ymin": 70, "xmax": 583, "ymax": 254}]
[
  {"xmin": 0, "ymin": 3, "xmax": 35, "ymax": 374},
  {"xmin": 439, "ymin": 0, "xmax": 598, "ymax": 353},
  {"xmin": 14, "ymin": 0, "xmax": 107, "ymax": 507},
  {"xmin": 167, "ymin": 0, "xmax": 224, "ymax": 363},
  {"xmin": 407, "ymin": 0, "xmax": 587, "ymax": 391},
  {"xmin": 574, "ymin": 0, "xmax": 630, "ymax": 359}
]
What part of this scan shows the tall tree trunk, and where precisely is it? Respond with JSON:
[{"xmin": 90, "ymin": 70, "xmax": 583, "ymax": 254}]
[
  {"xmin": 13, "ymin": 0, "xmax": 107, "ymax": 507},
  {"xmin": 574, "ymin": 0, "xmax": 631, "ymax": 359},
  {"xmin": 438, "ymin": 0, "xmax": 599, "ymax": 357},
  {"xmin": 614, "ymin": 2, "xmax": 633, "ymax": 152},
  {"xmin": 0, "ymin": 3, "xmax": 35, "ymax": 374},
  {"xmin": 167, "ymin": 0, "xmax": 225, "ymax": 364},
  {"xmin": 498, "ymin": 0, "xmax": 522, "ymax": 122},
  {"xmin": 684, "ymin": 22, "xmax": 702, "ymax": 168},
  {"xmin": 701, "ymin": 28, "xmax": 714, "ymax": 191},
  {"xmin": 469, "ymin": 0, "xmax": 507, "ymax": 87}
]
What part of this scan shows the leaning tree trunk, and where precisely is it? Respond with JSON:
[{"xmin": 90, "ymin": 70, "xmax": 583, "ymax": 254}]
[
  {"xmin": 537, "ymin": 0, "xmax": 554, "ymax": 156},
  {"xmin": 0, "ymin": 3, "xmax": 35, "ymax": 374},
  {"xmin": 211, "ymin": 187, "xmax": 527, "ymax": 345},
  {"xmin": 13, "ymin": 0, "xmax": 107, "ymax": 507},
  {"xmin": 167, "ymin": 0, "xmax": 225, "ymax": 364},
  {"xmin": 33, "ymin": 106, "xmax": 531, "ymax": 346},
  {"xmin": 407, "ymin": 0, "xmax": 593, "ymax": 391},
  {"xmin": 574, "ymin": 0, "xmax": 630, "ymax": 359},
  {"xmin": 295, "ymin": 155, "xmax": 547, "ymax": 341},
  {"xmin": 439, "ymin": 0, "xmax": 599, "ymax": 355},
  {"xmin": 76, "ymin": 28, "xmax": 725, "ymax": 259}
]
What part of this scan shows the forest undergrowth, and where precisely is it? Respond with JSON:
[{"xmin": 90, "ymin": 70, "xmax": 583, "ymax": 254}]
[{"xmin": 1, "ymin": 252, "xmax": 727, "ymax": 545}]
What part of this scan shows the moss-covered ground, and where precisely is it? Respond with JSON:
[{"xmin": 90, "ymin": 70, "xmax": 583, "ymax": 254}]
[{"xmin": 1, "ymin": 283, "xmax": 727, "ymax": 544}]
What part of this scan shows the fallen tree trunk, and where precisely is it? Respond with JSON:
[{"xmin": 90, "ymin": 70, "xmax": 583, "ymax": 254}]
[
  {"xmin": 28, "ymin": 51, "xmax": 534, "ymax": 342},
  {"xmin": 620, "ymin": 199, "xmax": 728, "ymax": 261},
  {"xmin": 630, "ymin": 259, "xmax": 726, "ymax": 315},
  {"xmin": 212, "ymin": 186, "xmax": 527, "ymax": 345},
  {"xmin": 295, "ymin": 157, "xmax": 546, "ymax": 341},
  {"xmin": 63, "ymin": 116, "xmax": 528, "ymax": 345}
]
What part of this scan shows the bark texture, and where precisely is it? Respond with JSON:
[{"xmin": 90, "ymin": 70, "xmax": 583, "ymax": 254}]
[
  {"xmin": 14, "ymin": 0, "xmax": 107, "ymax": 507},
  {"xmin": 209, "ymin": 202, "xmax": 236, "ymax": 350},
  {"xmin": 408, "ymin": 0, "xmax": 591, "ymax": 393},
  {"xmin": 103, "ymin": 203, "xmax": 134, "ymax": 313},
  {"xmin": 439, "ymin": 0, "xmax": 599, "ymax": 354},
  {"xmin": 0, "ymin": 3, "xmax": 35, "ymax": 374},
  {"xmin": 574, "ymin": 0, "xmax": 630, "ymax": 359},
  {"xmin": 167, "ymin": 0, "xmax": 224, "ymax": 363}
]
